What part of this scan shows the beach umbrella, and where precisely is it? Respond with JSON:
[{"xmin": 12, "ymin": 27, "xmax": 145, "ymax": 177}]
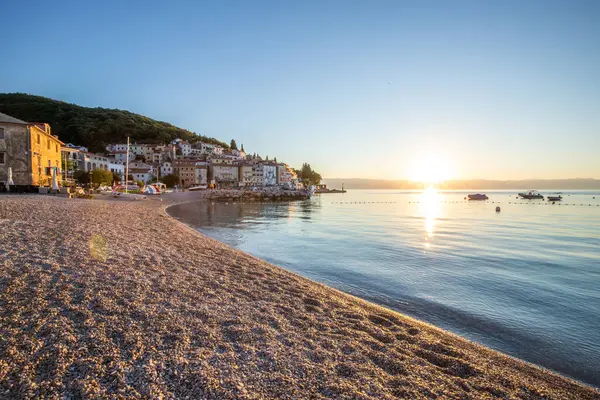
[
  {"xmin": 6, "ymin": 167, "xmax": 14, "ymax": 190},
  {"xmin": 51, "ymin": 167, "xmax": 60, "ymax": 191}
]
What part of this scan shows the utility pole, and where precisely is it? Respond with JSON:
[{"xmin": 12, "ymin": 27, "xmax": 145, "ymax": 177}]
[{"xmin": 125, "ymin": 136, "xmax": 130, "ymax": 194}]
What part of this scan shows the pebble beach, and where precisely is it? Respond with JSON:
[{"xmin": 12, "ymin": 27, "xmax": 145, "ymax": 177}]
[{"xmin": 0, "ymin": 194, "xmax": 598, "ymax": 399}]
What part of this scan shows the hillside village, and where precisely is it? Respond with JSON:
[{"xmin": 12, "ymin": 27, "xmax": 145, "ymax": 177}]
[{"xmin": 1, "ymin": 111, "xmax": 304, "ymax": 192}]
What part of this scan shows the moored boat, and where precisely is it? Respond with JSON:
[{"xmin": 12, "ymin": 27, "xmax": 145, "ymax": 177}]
[
  {"xmin": 518, "ymin": 190, "xmax": 544, "ymax": 199},
  {"xmin": 188, "ymin": 184, "xmax": 208, "ymax": 191},
  {"xmin": 547, "ymin": 193, "xmax": 563, "ymax": 201},
  {"xmin": 468, "ymin": 193, "xmax": 488, "ymax": 200}
]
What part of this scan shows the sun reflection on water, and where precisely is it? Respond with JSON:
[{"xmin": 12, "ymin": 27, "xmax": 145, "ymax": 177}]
[{"xmin": 419, "ymin": 187, "xmax": 442, "ymax": 247}]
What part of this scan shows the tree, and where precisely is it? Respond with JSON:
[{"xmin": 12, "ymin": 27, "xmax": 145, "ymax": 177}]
[
  {"xmin": 230, "ymin": 139, "xmax": 238, "ymax": 150},
  {"xmin": 112, "ymin": 171, "xmax": 122, "ymax": 184},
  {"xmin": 240, "ymin": 144, "xmax": 245, "ymax": 152},
  {"xmin": 74, "ymin": 170, "xmax": 90, "ymax": 185},
  {"xmin": 297, "ymin": 163, "xmax": 322, "ymax": 186},
  {"xmin": 74, "ymin": 169, "xmax": 113, "ymax": 187},
  {"xmin": 161, "ymin": 173, "xmax": 179, "ymax": 188},
  {"xmin": 92, "ymin": 169, "xmax": 113, "ymax": 187},
  {"xmin": 61, "ymin": 158, "xmax": 76, "ymax": 177},
  {"xmin": 135, "ymin": 180, "xmax": 144, "ymax": 187},
  {"xmin": 274, "ymin": 157, "xmax": 277, "ymax": 163},
  {"xmin": 0, "ymin": 93, "xmax": 230, "ymax": 153}
]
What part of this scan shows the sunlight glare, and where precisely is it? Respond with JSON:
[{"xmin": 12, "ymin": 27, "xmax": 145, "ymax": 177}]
[
  {"xmin": 409, "ymin": 154, "xmax": 455, "ymax": 183},
  {"xmin": 419, "ymin": 187, "xmax": 441, "ymax": 243}
]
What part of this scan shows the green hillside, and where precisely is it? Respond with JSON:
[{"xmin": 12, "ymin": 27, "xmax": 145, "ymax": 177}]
[{"xmin": 0, "ymin": 93, "xmax": 229, "ymax": 153}]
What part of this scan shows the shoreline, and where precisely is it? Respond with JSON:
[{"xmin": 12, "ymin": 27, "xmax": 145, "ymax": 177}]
[
  {"xmin": 0, "ymin": 193, "xmax": 598, "ymax": 398},
  {"xmin": 166, "ymin": 196, "xmax": 600, "ymax": 388}
]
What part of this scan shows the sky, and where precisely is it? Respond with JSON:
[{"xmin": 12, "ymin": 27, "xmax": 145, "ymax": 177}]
[{"xmin": 1, "ymin": 0, "xmax": 599, "ymax": 180}]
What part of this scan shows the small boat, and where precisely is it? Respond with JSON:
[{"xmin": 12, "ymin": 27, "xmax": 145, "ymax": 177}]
[
  {"xmin": 547, "ymin": 193, "xmax": 563, "ymax": 201},
  {"xmin": 142, "ymin": 185, "xmax": 161, "ymax": 195},
  {"xmin": 518, "ymin": 190, "xmax": 544, "ymax": 199},
  {"xmin": 468, "ymin": 193, "xmax": 488, "ymax": 200},
  {"xmin": 188, "ymin": 184, "xmax": 208, "ymax": 191}
]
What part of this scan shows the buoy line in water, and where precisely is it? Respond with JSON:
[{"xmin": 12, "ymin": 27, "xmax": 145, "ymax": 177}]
[{"xmin": 326, "ymin": 201, "xmax": 600, "ymax": 207}]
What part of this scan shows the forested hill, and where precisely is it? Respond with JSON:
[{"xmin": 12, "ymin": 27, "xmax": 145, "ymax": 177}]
[{"xmin": 0, "ymin": 93, "xmax": 228, "ymax": 153}]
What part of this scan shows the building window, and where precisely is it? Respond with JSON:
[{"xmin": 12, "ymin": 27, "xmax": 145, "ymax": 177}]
[
  {"xmin": 37, "ymin": 134, "xmax": 40, "ymax": 144},
  {"xmin": 47, "ymin": 140, "xmax": 51, "ymax": 150},
  {"xmin": 0, "ymin": 152, "xmax": 5, "ymax": 164},
  {"xmin": 0, "ymin": 127, "xmax": 5, "ymax": 139},
  {"xmin": 56, "ymin": 144, "xmax": 59, "ymax": 152}
]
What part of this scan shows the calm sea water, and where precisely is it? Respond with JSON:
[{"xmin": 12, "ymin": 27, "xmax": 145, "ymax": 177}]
[{"xmin": 169, "ymin": 190, "xmax": 600, "ymax": 387}]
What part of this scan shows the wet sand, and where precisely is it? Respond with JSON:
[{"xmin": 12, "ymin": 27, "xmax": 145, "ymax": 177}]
[{"xmin": 0, "ymin": 194, "xmax": 598, "ymax": 399}]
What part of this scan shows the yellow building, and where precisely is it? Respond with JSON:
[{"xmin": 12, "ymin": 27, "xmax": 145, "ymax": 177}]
[{"xmin": 0, "ymin": 112, "xmax": 63, "ymax": 190}]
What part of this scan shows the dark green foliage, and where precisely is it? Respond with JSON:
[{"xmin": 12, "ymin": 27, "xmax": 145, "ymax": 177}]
[
  {"xmin": 161, "ymin": 173, "xmax": 179, "ymax": 188},
  {"xmin": 0, "ymin": 93, "xmax": 229, "ymax": 153},
  {"xmin": 112, "ymin": 171, "xmax": 122, "ymax": 183},
  {"xmin": 230, "ymin": 139, "xmax": 238, "ymax": 150},
  {"xmin": 74, "ymin": 169, "xmax": 113, "ymax": 187},
  {"xmin": 295, "ymin": 163, "xmax": 322, "ymax": 186}
]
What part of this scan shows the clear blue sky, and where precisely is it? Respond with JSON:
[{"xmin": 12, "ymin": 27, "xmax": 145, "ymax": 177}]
[{"xmin": 2, "ymin": 0, "xmax": 599, "ymax": 180}]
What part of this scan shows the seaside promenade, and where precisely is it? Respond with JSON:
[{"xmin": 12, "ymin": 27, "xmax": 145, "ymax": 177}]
[{"xmin": 0, "ymin": 194, "xmax": 598, "ymax": 399}]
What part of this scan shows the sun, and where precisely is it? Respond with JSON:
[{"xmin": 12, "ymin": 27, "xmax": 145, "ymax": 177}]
[{"xmin": 409, "ymin": 154, "xmax": 455, "ymax": 183}]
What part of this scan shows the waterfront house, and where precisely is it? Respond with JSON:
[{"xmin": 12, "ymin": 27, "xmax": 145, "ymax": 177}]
[
  {"xmin": 252, "ymin": 162, "xmax": 277, "ymax": 187},
  {"xmin": 173, "ymin": 159, "xmax": 198, "ymax": 188},
  {"xmin": 238, "ymin": 164, "xmax": 254, "ymax": 187},
  {"xmin": 0, "ymin": 112, "xmax": 63, "ymax": 190},
  {"xmin": 209, "ymin": 159, "xmax": 239, "ymax": 188},
  {"xmin": 195, "ymin": 162, "xmax": 208, "ymax": 186},
  {"xmin": 277, "ymin": 163, "xmax": 295, "ymax": 188}
]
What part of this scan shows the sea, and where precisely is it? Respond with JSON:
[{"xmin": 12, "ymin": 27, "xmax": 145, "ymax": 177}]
[{"xmin": 168, "ymin": 189, "xmax": 600, "ymax": 387}]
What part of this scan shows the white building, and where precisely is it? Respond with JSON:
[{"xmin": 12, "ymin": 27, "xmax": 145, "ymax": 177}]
[
  {"xmin": 160, "ymin": 161, "xmax": 173, "ymax": 176},
  {"xmin": 277, "ymin": 163, "xmax": 295, "ymax": 188},
  {"xmin": 231, "ymin": 149, "xmax": 247, "ymax": 160},
  {"xmin": 263, "ymin": 163, "xmax": 277, "ymax": 186},
  {"xmin": 238, "ymin": 164, "xmax": 254, "ymax": 187},
  {"xmin": 210, "ymin": 163, "xmax": 239, "ymax": 187},
  {"xmin": 249, "ymin": 163, "xmax": 277, "ymax": 186},
  {"xmin": 170, "ymin": 139, "xmax": 193, "ymax": 157},
  {"xmin": 77, "ymin": 153, "xmax": 124, "ymax": 175},
  {"xmin": 64, "ymin": 143, "xmax": 88, "ymax": 152},
  {"xmin": 108, "ymin": 150, "xmax": 131, "ymax": 164},
  {"xmin": 107, "ymin": 143, "xmax": 128, "ymax": 152},
  {"xmin": 127, "ymin": 162, "xmax": 153, "ymax": 183},
  {"xmin": 195, "ymin": 162, "xmax": 208, "ymax": 186}
]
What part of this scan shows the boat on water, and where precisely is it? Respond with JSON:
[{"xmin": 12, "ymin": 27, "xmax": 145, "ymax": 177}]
[
  {"xmin": 547, "ymin": 193, "xmax": 563, "ymax": 201},
  {"xmin": 188, "ymin": 184, "xmax": 208, "ymax": 191},
  {"xmin": 314, "ymin": 183, "xmax": 347, "ymax": 194},
  {"xmin": 468, "ymin": 193, "xmax": 488, "ymax": 200},
  {"xmin": 518, "ymin": 189, "xmax": 544, "ymax": 199}
]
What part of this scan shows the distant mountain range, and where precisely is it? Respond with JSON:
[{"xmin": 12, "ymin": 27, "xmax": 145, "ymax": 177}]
[
  {"xmin": 0, "ymin": 93, "xmax": 229, "ymax": 153},
  {"xmin": 322, "ymin": 178, "xmax": 600, "ymax": 190}
]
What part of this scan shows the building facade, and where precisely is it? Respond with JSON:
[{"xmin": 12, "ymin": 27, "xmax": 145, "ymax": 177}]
[
  {"xmin": 238, "ymin": 164, "xmax": 254, "ymax": 187},
  {"xmin": 160, "ymin": 161, "xmax": 173, "ymax": 176},
  {"xmin": 127, "ymin": 162, "xmax": 153, "ymax": 183},
  {"xmin": 1, "ymin": 112, "xmax": 63, "ymax": 189},
  {"xmin": 210, "ymin": 164, "xmax": 239, "ymax": 187},
  {"xmin": 173, "ymin": 159, "xmax": 197, "ymax": 188}
]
